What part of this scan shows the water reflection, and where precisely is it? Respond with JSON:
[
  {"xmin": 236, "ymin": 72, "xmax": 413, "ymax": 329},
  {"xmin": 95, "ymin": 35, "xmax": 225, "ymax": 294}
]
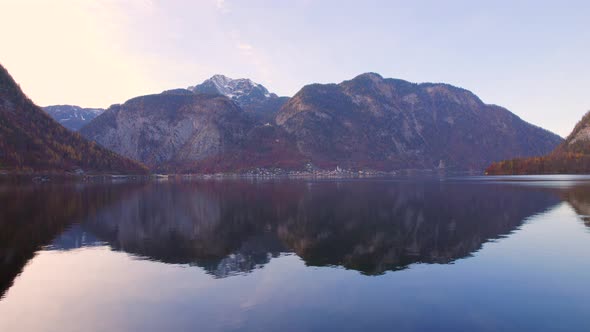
[
  {"xmin": 7, "ymin": 178, "xmax": 590, "ymax": 299},
  {"xmin": 0, "ymin": 183, "xmax": 142, "ymax": 298},
  {"xmin": 560, "ymin": 187, "xmax": 590, "ymax": 227},
  {"xmin": 3, "ymin": 177, "xmax": 590, "ymax": 332},
  {"xmin": 1, "ymin": 178, "xmax": 573, "ymax": 293}
]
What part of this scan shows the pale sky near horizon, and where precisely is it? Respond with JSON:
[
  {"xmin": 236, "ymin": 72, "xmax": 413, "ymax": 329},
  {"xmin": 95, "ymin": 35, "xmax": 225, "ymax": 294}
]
[{"xmin": 0, "ymin": 0, "xmax": 588, "ymax": 137}]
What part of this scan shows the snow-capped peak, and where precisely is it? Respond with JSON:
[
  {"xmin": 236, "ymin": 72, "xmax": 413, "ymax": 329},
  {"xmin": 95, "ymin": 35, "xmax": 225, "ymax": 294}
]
[
  {"xmin": 209, "ymin": 74, "xmax": 234, "ymax": 93},
  {"xmin": 188, "ymin": 75, "xmax": 273, "ymax": 102}
]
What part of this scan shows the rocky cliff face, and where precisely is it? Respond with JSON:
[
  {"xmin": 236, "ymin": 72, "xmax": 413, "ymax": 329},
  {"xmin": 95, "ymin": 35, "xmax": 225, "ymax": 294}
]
[
  {"xmin": 189, "ymin": 74, "xmax": 289, "ymax": 122},
  {"xmin": 80, "ymin": 93, "xmax": 251, "ymax": 168},
  {"xmin": 553, "ymin": 111, "xmax": 590, "ymax": 154},
  {"xmin": 276, "ymin": 73, "xmax": 562, "ymax": 171},
  {"xmin": 43, "ymin": 105, "xmax": 104, "ymax": 131},
  {"xmin": 0, "ymin": 64, "xmax": 147, "ymax": 173}
]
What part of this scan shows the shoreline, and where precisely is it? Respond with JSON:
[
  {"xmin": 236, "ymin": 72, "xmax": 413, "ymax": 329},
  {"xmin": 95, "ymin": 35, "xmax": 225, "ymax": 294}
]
[{"xmin": 0, "ymin": 168, "xmax": 481, "ymax": 184}]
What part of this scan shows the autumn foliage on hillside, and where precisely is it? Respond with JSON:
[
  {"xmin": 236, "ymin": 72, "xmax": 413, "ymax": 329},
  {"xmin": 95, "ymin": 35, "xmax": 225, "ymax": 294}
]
[
  {"xmin": 486, "ymin": 111, "xmax": 590, "ymax": 175},
  {"xmin": 486, "ymin": 153, "xmax": 590, "ymax": 175},
  {"xmin": 0, "ymin": 64, "xmax": 148, "ymax": 173}
]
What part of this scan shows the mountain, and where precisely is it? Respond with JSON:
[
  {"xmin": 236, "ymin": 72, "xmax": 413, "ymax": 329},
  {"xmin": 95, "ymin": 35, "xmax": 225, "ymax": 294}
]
[
  {"xmin": 44, "ymin": 105, "xmax": 104, "ymax": 131},
  {"xmin": 80, "ymin": 93, "xmax": 248, "ymax": 168},
  {"xmin": 189, "ymin": 74, "xmax": 289, "ymax": 121},
  {"xmin": 81, "ymin": 72, "xmax": 562, "ymax": 173},
  {"xmin": 275, "ymin": 73, "xmax": 563, "ymax": 171},
  {"xmin": 0, "ymin": 64, "xmax": 147, "ymax": 173},
  {"xmin": 486, "ymin": 111, "xmax": 590, "ymax": 174},
  {"xmin": 79, "ymin": 91, "xmax": 304, "ymax": 172}
]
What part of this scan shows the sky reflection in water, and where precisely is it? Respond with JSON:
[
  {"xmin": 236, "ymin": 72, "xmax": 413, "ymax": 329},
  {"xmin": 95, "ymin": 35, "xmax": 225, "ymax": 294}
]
[{"xmin": 0, "ymin": 176, "xmax": 589, "ymax": 331}]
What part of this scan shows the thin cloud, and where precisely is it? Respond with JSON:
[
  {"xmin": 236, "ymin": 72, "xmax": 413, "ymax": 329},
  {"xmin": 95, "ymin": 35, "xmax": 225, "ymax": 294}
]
[
  {"xmin": 215, "ymin": 0, "xmax": 229, "ymax": 13},
  {"xmin": 233, "ymin": 41, "xmax": 273, "ymax": 85},
  {"xmin": 237, "ymin": 43, "xmax": 254, "ymax": 53}
]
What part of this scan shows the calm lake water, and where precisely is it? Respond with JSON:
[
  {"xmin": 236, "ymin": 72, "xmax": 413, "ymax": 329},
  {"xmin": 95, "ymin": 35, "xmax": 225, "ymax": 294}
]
[{"xmin": 0, "ymin": 176, "xmax": 589, "ymax": 331}]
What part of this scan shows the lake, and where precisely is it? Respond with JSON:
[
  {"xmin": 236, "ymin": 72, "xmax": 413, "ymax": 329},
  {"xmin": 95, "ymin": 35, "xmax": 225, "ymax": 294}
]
[{"xmin": 0, "ymin": 176, "xmax": 589, "ymax": 331}]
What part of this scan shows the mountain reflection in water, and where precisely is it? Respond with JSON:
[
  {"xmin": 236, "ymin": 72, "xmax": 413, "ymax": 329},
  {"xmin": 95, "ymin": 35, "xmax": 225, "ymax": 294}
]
[
  {"xmin": 5, "ymin": 177, "xmax": 587, "ymax": 300},
  {"xmin": 45, "ymin": 181, "xmax": 558, "ymax": 274}
]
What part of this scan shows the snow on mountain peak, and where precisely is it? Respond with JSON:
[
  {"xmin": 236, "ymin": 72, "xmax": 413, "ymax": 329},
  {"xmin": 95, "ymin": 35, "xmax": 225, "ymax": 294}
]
[
  {"xmin": 43, "ymin": 105, "xmax": 105, "ymax": 131},
  {"xmin": 189, "ymin": 75, "xmax": 273, "ymax": 101}
]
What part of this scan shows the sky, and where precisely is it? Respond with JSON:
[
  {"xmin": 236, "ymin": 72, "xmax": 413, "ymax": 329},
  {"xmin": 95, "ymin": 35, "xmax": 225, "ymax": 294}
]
[{"xmin": 0, "ymin": 0, "xmax": 588, "ymax": 137}]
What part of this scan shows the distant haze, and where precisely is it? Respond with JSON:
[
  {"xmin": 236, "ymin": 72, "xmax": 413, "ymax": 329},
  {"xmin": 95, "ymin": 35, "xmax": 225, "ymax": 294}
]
[{"xmin": 1, "ymin": 0, "xmax": 589, "ymax": 137}]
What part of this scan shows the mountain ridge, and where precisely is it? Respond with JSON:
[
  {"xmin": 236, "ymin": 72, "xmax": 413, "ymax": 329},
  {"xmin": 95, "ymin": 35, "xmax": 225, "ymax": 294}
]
[
  {"xmin": 0, "ymin": 64, "xmax": 147, "ymax": 174},
  {"xmin": 275, "ymin": 72, "xmax": 562, "ymax": 171},
  {"xmin": 43, "ymin": 105, "xmax": 104, "ymax": 131}
]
